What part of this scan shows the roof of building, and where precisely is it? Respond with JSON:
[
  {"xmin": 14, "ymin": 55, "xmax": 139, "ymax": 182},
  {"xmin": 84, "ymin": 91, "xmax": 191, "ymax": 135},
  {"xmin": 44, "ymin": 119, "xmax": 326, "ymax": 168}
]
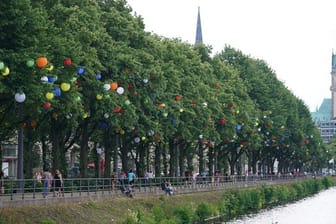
[{"xmin": 311, "ymin": 98, "xmax": 332, "ymax": 123}]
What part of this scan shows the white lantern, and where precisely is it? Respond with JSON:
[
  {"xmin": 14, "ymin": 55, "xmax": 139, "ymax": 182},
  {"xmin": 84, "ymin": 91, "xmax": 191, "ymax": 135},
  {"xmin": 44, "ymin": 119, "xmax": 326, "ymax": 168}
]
[
  {"xmin": 116, "ymin": 87, "xmax": 124, "ymax": 94},
  {"xmin": 15, "ymin": 93, "xmax": 26, "ymax": 103},
  {"xmin": 134, "ymin": 137, "xmax": 140, "ymax": 143},
  {"xmin": 104, "ymin": 113, "xmax": 109, "ymax": 118},
  {"xmin": 103, "ymin": 83, "xmax": 110, "ymax": 90},
  {"xmin": 40, "ymin": 76, "xmax": 48, "ymax": 83}
]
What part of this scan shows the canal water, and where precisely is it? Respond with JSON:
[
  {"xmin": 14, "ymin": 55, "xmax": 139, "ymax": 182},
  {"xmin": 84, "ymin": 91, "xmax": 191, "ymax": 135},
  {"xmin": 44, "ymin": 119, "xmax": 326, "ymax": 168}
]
[{"xmin": 226, "ymin": 187, "xmax": 336, "ymax": 224}]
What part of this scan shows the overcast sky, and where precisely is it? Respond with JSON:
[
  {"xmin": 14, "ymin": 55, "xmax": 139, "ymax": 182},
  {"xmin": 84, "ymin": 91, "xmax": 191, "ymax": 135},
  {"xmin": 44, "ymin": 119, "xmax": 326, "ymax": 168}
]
[{"xmin": 126, "ymin": 0, "xmax": 336, "ymax": 111}]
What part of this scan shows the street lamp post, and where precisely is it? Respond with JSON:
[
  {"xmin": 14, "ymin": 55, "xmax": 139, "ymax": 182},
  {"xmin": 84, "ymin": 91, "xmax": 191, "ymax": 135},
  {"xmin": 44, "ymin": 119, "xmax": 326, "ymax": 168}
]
[
  {"xmin": 96, "ymin": 147, "xmax": 102, "ymax": 178},
  {"xmin": 15, "ymin": 93, "xmax": 26, "ymax": 192}
]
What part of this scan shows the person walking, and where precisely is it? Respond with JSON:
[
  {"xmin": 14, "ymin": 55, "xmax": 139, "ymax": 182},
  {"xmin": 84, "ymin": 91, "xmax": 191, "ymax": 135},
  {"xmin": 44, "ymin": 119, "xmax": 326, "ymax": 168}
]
[
  {"xmin": 54, "ymin": 169, "xmax": 63, "ymax": 197},
  {"xmin": 0, "ymin": 170, "xmax": 4, "ymax": 194},
  {"xmin": 128, "ymin": 169, "xmax": 136, "ymax": 188},
  {"xmin": 42, "ymin": 168, "xmax": 52, "ymax": 198}
]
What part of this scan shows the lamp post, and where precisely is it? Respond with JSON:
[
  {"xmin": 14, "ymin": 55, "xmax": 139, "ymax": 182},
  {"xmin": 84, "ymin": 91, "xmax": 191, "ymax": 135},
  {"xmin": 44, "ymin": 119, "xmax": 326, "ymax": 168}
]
[
  {"xmin": 15, "ymin": 92, "xmax": 26, "ymax": 192},
  {"xmin": 96, "ymin": 146, "xmax": 102, "ymax": 178}
]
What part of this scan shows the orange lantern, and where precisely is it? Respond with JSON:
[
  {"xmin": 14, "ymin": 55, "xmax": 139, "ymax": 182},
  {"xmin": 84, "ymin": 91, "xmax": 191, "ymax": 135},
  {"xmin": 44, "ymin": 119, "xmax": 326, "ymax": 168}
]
[
  {"xmin": 110, "ymin": 82, "xmax": 118, "ymax": 90},
  {"xmin": 30, "ymin": 120, "xmax": 37, "ymax": 128},
  {"xmin": 36, "ymin": 56, "xmax": 48, "ymax": 68}
]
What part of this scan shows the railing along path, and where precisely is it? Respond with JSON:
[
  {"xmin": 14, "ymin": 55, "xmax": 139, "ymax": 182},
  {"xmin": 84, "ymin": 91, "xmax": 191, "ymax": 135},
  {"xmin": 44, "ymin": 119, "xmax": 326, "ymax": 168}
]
[{"xmin": 0, "ymin": 174, "xmax": 312, "ymax": 208}]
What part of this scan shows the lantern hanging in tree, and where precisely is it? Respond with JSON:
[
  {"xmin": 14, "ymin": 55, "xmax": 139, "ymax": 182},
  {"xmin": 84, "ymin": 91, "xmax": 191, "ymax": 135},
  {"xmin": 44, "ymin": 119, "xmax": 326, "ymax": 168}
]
[
  {"xmin": 103, "ymin": 83, "xmax": 111, "ymax": 90},
  {"xmin": 26, "ymin": 59, "xmax": 34, "ymax": 68},
  {"xmin": 43, "ymin": 102, "xmax": 51, "ymax": 110},
  {"xmin": 110, "ymin": 82, "xmax": 118, "ymax": 90},
  {"xmin": 15, "ymin": 93, "xmax": 26, "ymax": 103},
  {"xmin": 116, "ymin": 87, "xmax": 124, "ymax": 94},
  {"xmin": 36, "ymin": 56, "xmax": 48, "ymax": 68},
  {"xmin": 63, "ymin": 58, "xmax": 72, "ymax": 66},
  {"xmin": 60, "ymin": 83, "xmax": 71, "ymax": 91},
  {"xmin": 45, "ymin": 92, "xmax": 54, "ymax": 100},
  {"xmin": 220, "ymin": 118, "xmax": 226, "ymax": 125},
  {"xmin": 96, "ymin": 94, "xmax": 103, "ymax": 100},
  {"xmin": 96, "ymin": 73, "xmax": 102, "ymax": 80},
  {"xmin": 77, "ymin": 67, "xmax": 84, "ymax": 75},
  {"xmin": 175, "ymin": 95, "xmax": 182, "ymax": 101},
  {"xmin": 41, "ymin": 76, "xmax": 48, "ymax": 82},
  {"xmin": 0, "ymin": 62, "xmax": 4, "ymax": 70},
  {"xmin": 2, "ymin": 67, "xmax": 9, "ymax": 76},
  {"xmin": 53, "ymin": 87, "xmax": 61, "ymax": 97}
]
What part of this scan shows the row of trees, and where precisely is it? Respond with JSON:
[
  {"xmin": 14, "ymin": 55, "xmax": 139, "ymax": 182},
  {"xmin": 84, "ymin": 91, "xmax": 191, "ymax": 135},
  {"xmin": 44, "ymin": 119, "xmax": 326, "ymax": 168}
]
[{"xmin": 0, "ymin": 0, "xmax": 327, "ymax": 179}]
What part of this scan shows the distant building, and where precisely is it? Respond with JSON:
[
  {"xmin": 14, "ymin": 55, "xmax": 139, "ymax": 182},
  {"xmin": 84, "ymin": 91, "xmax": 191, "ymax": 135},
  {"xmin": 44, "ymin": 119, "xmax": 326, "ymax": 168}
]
[
  {"xmin": 311, "ymin": 52, "xmax": 336, "ymax": 143},
  {"xmin": 195, "ymin": 7, "xmax": 203, "ymax": 45}
]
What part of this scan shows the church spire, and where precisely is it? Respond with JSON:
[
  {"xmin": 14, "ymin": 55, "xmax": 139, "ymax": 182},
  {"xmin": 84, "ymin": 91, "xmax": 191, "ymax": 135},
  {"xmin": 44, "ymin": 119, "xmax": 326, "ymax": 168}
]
[{"xmin": 195, "ymin": 7, "xmax": 203, "ymax": 44}]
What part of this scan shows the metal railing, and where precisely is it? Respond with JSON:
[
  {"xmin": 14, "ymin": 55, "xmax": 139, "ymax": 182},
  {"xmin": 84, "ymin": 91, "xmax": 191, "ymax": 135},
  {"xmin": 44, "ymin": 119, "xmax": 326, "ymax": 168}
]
[{"xmin": 0, "ymin": 173, "xmax": 313, "ymax": 208}]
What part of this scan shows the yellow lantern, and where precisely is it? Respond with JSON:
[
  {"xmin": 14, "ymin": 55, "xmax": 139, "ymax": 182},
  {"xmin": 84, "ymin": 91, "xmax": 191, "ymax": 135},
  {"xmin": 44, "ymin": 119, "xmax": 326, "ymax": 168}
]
[
  {"xmin": 96, "ymin": 94, "xmax": 103, "ymax": 100},
  {"xmin": 60, "ymin": 83, "xmax": 71, "ymax": 92},
  {"xmin": 2, "ymin": 67, "xmax": 9, "ymax": 76},
  {"xmin": 45, "ymin": 92, "xmax": 54, "ymax": 100}
]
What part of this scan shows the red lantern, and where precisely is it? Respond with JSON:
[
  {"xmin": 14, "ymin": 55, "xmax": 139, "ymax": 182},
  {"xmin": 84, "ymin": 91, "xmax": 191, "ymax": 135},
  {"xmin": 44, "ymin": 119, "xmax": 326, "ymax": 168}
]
[
  {"xmin": 175, "ymin": 95, "xmax": 182, "ymax": 101},
  {"xmin": 128, "ymin": 83, "xmax": 134, "ymax": 89},
  {"xmin": 191, "ymin": 100, "xmax": 197, "ymax": 105},
  {"xmin": 43, "ymin": 102, "xmax": 51, "ymax": 110},
  {"xmin": 63, "ymin": 58, "xmax": 72, "ymax": 66},
  {"xmin": 220, "ymin": 118, "xmax": 226, "ymax": 125},
  {"xmin": 113, "ymin": 107, "xmax": 120, "ymax": 113},
  {"xmin": 229, "ymin": 104, "xmax": 235, "ymax": 110}
]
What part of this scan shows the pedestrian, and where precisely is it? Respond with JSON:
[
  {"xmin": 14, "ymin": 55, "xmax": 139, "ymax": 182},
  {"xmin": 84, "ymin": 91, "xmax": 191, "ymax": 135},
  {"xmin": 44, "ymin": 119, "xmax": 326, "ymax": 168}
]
[
  {"xmin": 119, "ymin": 170, "xmax": 127, "ymax": 192},
  {"xmin": 54, "ymin": 169, "xmax": 63, "ymax": 197},
  {"xmin": 144, "ymin": 169, "xmax": 150, "ymax": 186},
  {"xmin": 128, "ymin": 169, "xmax": 136, "ymax": 188},
  {"xmin": 0, "ymin": 170, "xmax": 4, "ymax": 194},
  {"xmin": 42, "ymin": 168, "xmax": 52, "ymax": 198}
]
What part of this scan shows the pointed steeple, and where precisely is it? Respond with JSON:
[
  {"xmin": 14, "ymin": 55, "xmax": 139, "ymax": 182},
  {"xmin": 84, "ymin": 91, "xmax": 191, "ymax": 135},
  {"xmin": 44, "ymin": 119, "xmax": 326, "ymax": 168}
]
[{"xmin": 195, "ymin": 7, "xmax": 203, "ymax": 44}]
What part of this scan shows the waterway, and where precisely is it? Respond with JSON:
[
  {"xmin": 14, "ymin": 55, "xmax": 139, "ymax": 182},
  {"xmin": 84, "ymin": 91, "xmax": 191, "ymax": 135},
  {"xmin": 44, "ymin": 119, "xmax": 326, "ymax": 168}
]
[{"xmin": 226, "ymin": 187, "xmax": 336, "ymax": 224}]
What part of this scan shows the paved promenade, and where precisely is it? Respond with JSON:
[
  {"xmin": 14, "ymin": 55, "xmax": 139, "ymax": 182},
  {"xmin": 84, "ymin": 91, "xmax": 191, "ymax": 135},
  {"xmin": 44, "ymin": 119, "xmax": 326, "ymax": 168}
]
[{"xmin": 0, "ymin": 175, "xmax": 305, "ymax": 208}]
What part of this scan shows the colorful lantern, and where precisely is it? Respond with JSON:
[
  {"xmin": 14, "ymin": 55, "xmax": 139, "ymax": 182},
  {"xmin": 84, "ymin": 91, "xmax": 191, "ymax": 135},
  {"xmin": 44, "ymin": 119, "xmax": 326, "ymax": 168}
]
[
  {"xmin": 48, "ymin": 76, "xmax": 55, "ymax": 83},
  {"xmin": 36, "ymin": 56, "xmax": 48, "ymax": 68},
  {"xmin": 26, "ymin": 59, "xmax": 35, "ymax": 68},
  {"xmin": 220, "ymin": 119, "xmax": 226, "ymax": 125},
  {"xmin": 41, "ymin": 76, "xmax": 48, "ymax": 82},
  {"xmin": 125, "ymin": 100, "xmax": 131, "ymax": 105},
  {"xmin": 30, "ymin": 120, "xmax": 37, "ymax": 128},
  {"xmin": 116, "ymin": 87, "xmax": 124, "ymax": 94},
  {"xmin": 63, "ymin": 58, "xmax": 72, "ymax": 66},
  {"xmin": 96, "ymin": 73, "xmax": 102, "ymax": 80},
  {"xmin": 77, "ymin": 67, "xmax": 84, "ymax": 75},
  {"xmin": 175, "ymin": 95, "xmax": 182, "ymax": 101},
  {"xmin": 134, "ymin": 137, "xmax": 140, "ymax": 143},
  {"xmin": 1, "ymin": 67, "xmax": 10, "ymax": 76},
  {"xmin": 43, "ymin": 102, "xmax": 51, "ymax": 110},
  {"xmin": 96, "ymin": 94, "xmax": 103, "ymax": 100},
  {"xmin": 60, "ymin": 83, "xmax": 71, "ymax": 92},
  {"xmin": 0, "ymin": 62, "xmax": 4, "ymax": 70},
  {"xmin": 110, "ymin": 82, "xmax": 118, "ymax": 90},
  {"xmin": 103, "ymin": 83, "xmax": 111, "ymax": 90},
  {"xmin": 53, "ymin": 87, "xmax": 61, "ymax": 97},
  {"xmin": 45, "ymin": 92, "xmax": 54, "ymax": 100},
  {"xmin": 14, "ymin": 93, "xmax": 26, "ymax": 103}
]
